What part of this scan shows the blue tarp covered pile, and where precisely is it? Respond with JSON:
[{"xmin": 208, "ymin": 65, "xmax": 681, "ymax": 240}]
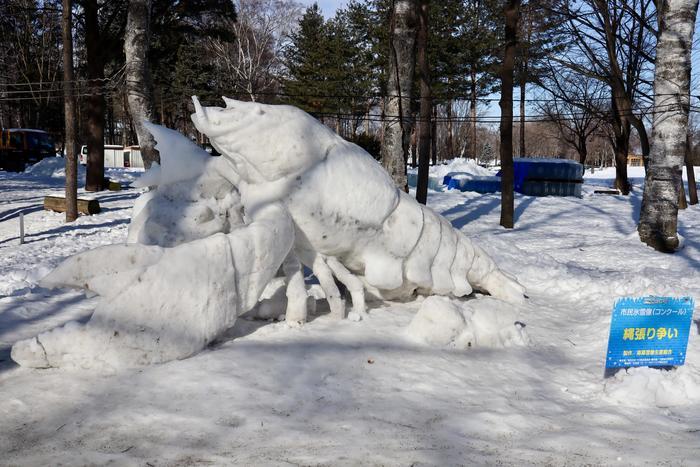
[
  {"xmin": 410, "ymin": 158, "xmax": 584, "ymax": 197},
  {"xmin": 506, "ymin": 158, "xmax": 584, "ymax": 197},
  {"xmin": 443, "ymin": 173, "xmax": 501, "ymax": 194}
]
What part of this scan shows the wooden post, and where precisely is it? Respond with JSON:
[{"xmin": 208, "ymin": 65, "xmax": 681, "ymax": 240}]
[{"xmin": 19, "ymin": 212, "xmax": 24, "ymax": 245}]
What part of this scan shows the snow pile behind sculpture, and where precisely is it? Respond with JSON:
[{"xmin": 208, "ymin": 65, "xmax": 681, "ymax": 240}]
[{"xmin": 25, "ymin": 156, "xmax": 87, "ymax": 180}]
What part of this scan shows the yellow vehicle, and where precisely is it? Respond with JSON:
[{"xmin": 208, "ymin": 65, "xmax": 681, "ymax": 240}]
[{"xmin": 0, "ymin": 128, "xmax": 56, "ymax": 172}]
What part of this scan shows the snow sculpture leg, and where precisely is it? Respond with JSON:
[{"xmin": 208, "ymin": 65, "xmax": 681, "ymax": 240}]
[
  {"xmin": 11, "ymin": 203, "xmax": 295, "ymax": 369},
  {"xmin": 325, "ymin": 257, "xmax": 367, "ymax": 318},
  {"xmin": 282, "ymin": 253, "xmax": 308, "ymax": 326},
  {"xmin": 309, "ymin": 255, "xmax": 346, "ymax": 320}
]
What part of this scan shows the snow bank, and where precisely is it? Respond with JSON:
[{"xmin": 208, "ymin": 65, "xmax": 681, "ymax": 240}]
[
  {"xmin": 104, "ymin": 168, "xmax": 143, "ymax": 185},
  {"xmin": 25, "ymin": 157, "xmax": 86, "ymax": 180},
  {"xmin": 427, "ymin": 158, "xmax": 494, "ymax": 180},
  {"xmin": 604, "ymin": 364, "xmax": 700, "ymax": 407},
  {"xmin": 1, "ymin": 263, "xmax": 53, "ymax": 296},
  {"xmin": 406, "ymin": 295, "xmax": 529, "ymax": 349}
]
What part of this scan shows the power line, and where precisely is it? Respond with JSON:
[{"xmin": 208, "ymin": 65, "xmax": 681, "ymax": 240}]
[{"xmin": 3, "ymin": 79, "xmax": 699, "ymax": 103}]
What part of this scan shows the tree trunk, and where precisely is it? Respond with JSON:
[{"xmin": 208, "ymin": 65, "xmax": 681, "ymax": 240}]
[
  {"xmin": 365, "ymin": 103, "xmax": 370, "ymax": 135},
  {"xmin": 431, "ymin": 104, "xmax": 437, "ymax": 165},
  {"xmin": 84, "ymin": 0, "xmax": 105, "ymax": 192},
  {"xmin": 470, "ymin": 70, "xmax": 477, "ymax": 159},
  {"xmin": 679, "ymin": 177, "xmax": 688, "ymax": 209},
  {"xmin": 686, "ymin": 133, "xmax": 698, "ymax": 204},
  {"xmin": 519, "ymin": 79, "xmax": 526, "ymax": 157},
  {"xmin": 446, "ymin": 99, "xmax": 453, "ymax": 159},
  {"xmin": 381, "ymin": 0, "xmax": 418, "ymax": 191},
  {"xmin": 415, "ymin": 0, "xmax": 431, "ymax": 205},
  {"xmin": 613, "ymin": 118, "xmax": 631, "ymax": 194},
  {"xmin": 124, "ymin": 0, "xmax": 159, "ymax": 169},
  {"xmin": 500, "ymin": 0, "xmax": 519, "ymax": 229},
  {"xmin": 638, "ymin": 0, "xmax": 699, "ymax": 252},
  {"xmin": 107, "ymin": 101, "xmax": 115, "ymax": 145},
  {"xmin": 410, "ymin": 124, "xmax": 417, "ymax": 168},
  {"xmin": 62, "ymin": 0, "xmax": 77, "ymax": 222},
  {"xmin": 578, "ymin": 135, "xmax": 588, "ymax": 165}
]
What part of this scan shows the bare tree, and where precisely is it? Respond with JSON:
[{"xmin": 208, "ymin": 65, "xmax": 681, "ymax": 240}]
[
  {"xmin": 538, "ymin": 71, "xmax": 606, "ymax": 164},
  {"xmin": 638, "ymin": 0, "xmax": 699, "ymax": 252},
  {"xmin": 500, "ymin": 0, "xmax": 520, "ymax": 229},
  {"xmin": 380, "ymin": 0, "xmax": 418, "ymax": 190},
  {"xmin": 554, "ymin": 0, "xmax": 656, "ymax": 194},
  {"xmin": 124, "ymin": 0, "xmax": 158, "ymax": 169},
  {"xmin": 6, "ymin": 2, "xmax": 62, "ymax": 128},
  {"xmin": 62, "ymin": 0, "xmax": 77, "ymax": 222},
  {"xmin": 207, "ymin": 0, "xmax": 301, "ymax": 102}
]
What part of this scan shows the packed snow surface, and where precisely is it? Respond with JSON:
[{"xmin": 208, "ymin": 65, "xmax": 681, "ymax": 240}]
[{"xmin": 1, "ymin": 162, "xmax": 699, "ymax": 464}]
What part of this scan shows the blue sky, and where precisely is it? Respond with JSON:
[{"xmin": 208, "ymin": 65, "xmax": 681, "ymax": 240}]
[{"xmin": 297, "ymin": 0, "xmax": 344, "ymax": 17}]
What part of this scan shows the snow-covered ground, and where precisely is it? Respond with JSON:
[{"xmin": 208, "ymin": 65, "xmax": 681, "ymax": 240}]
[{"xmin": 1, "ymin": 163, "xmax": 699, "ymax": 465}]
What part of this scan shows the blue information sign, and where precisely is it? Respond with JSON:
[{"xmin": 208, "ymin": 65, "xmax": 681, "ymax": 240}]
[{"xmin": 606, "ymin": 296, "xmax": 695, "ymax": 369}]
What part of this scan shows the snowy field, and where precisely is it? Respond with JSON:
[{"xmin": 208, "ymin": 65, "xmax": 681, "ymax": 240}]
[{"xmin": 1, "ymin": 161, "xmax": 699, "ymax": 466}]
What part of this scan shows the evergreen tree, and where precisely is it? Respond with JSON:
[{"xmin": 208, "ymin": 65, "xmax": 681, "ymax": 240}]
[
  {"xmin": 283, "ymin": 3, "xmax": 380, "ymax": 135},
  {"xmin": 150, "ymin": 0, "xmax": 236, "ymax": 133},
  {"xmin": 282, "ymin": 4, "xmax": 334, "ymax": 114},
  {"xmin": 480, "ymin": 141, "xmax": 494, "ymax": 163}
]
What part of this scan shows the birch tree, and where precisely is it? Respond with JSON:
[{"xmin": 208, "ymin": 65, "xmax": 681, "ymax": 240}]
[
  {"xmin": 380, "ymin": 0, "xmax": 418, "ymax": 191},
  {"xmin": 638, "ymin": 0, "xmax": 699, "ymax": 252},
  {"xmin": 125, "ymin": 0, "xmax": 159, "ymax": 169}
]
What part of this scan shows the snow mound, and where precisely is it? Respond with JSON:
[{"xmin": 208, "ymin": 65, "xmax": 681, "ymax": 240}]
[
  {"xmin": 406, "ymin": 296, "xmax": 466, "ymax": 346},
  {"xmin": 25, "ymin": 157, "xmax": 86, "ymax": 180},
  {"xmin": 603, "ymin": 364, "xmax": 700, "ymax": 407},
  {"xmin": 105, "ymin": 167, "xmax": 143, "ymax": 185},
  {"xmin": 406, "ymin": 296, "xmax": 529, "ymax": 349},
  {"xmin": 428, "ymin": 158, "xmax": 494, "ymax": 180},
  {"xmin": 0, "ymin": 263, "xmax": 53, "ymax": 296}
]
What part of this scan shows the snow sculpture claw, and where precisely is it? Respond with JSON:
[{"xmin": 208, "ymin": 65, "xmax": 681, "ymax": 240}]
[
  {"xmin": 12, "ymin": 203, "xmax": 294, "ymax": 369},
  {"xmin": 12, "ymin": 98, "xmax": 524, "ymax": 369}
]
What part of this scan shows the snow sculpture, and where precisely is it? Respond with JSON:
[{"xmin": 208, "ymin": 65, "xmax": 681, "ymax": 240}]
[{"xmin": 11, "ymin": 98, "xmax": 525, "ymax": 369}]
